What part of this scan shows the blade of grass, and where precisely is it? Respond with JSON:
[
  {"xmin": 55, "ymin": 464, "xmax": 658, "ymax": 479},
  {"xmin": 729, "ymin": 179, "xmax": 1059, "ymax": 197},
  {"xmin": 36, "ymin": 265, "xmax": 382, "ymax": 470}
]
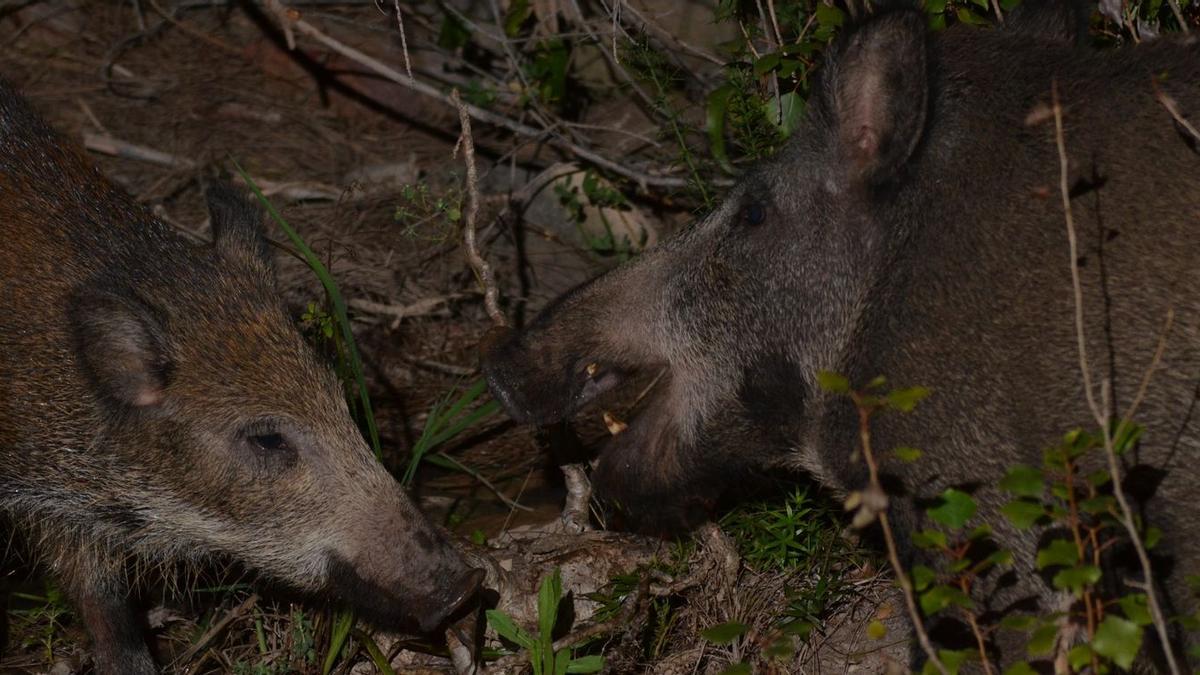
[
  {"xmin": 234, "ymin": 162, "xmax": 382, "ymax": 460},
  {"xmin": 322, "ymin": 609, "xmax": 355, "ymax": 675},
  {"xmin": 355, "ymin": 629, "xmax": 398, "ymax": 675},
  {"xmin": 402, "ymin": 379, "xmax": 499, "ymax": 486}
]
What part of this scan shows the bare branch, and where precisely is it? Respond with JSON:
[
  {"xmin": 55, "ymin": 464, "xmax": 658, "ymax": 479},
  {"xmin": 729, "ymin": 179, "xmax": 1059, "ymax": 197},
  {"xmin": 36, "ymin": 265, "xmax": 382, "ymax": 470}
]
[
  {"xmin": 451, "ymin": 88, "xmax": 507, "ymax": 328},
  {"xmin": 262, "ymin": 3, "xmax": 707, "ymax": 189},
  {"xmin": 1051, "ymin": 81, "xmax": 1182, "ymax": 675}
]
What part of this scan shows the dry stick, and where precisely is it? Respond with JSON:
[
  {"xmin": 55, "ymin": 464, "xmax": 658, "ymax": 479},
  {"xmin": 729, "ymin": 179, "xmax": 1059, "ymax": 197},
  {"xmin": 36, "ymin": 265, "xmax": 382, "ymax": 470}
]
[
  {"xmin": 1050, "ymin": 82, "xmax": 1182, "ymax": 675},
  {"xmin": 1166, "ymin": 0, "xmax": 1191, "ymax": 33},
  {"xmin": 265, "ymin": 6, "xmax": 699, "ymax": 189},
  {"xmin": 390, "ymin": 0, "xmax": 413, "ymax": 81},
  {"xmin": 173, "ymin": 593, "xmax": 259, "ymax": 667},
  {"xmin": 850, "ymin": 394, "xmax": 949, "ymax": 675},
  {"xmin": 451, "ymin": 88, "xmax": 507, "ymax": 328}
]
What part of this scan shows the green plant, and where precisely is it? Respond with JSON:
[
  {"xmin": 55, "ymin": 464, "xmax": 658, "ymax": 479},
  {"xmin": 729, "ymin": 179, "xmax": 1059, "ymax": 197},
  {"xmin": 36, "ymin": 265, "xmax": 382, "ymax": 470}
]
[
  {"xmin": 394, "ymin": 180, "xmax": 463, "ymax": 244},
  {"xmin": 7, "ymin": 580, "xmax": 71, "ymax": 663},
  {"xmin": 401, "ymin": 378, "xmax": 500, "ymax": 487},
  {"xmin": 554, "ymin": 170, "xmax": 647, "ymax": 262},
  {"xmin": 487, "ymin": 568, "xmax": 604, "ymax": 674}
]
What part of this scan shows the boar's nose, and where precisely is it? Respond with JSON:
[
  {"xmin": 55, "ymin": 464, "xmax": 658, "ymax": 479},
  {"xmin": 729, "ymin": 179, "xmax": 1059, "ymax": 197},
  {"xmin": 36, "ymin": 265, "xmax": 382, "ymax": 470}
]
[
  {"xmin": 479, "ymin": 326, "xmax": 535, "ymax": 424},
  {"xmin": 414, "ymin": 567, "xmax": 486, "ymax": 633}
]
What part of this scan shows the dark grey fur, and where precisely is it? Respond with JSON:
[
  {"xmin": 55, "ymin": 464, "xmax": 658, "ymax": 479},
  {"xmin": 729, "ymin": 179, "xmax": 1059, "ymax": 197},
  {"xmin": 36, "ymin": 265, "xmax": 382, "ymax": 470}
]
[{"xmin": 485, "ymin": 7, "xmax": 1199, "ymax": 669}]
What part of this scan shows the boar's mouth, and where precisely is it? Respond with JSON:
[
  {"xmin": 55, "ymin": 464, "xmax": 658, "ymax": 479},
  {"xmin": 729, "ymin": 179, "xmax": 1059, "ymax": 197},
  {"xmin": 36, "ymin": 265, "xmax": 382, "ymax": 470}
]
[{"xmin": 481, "ymin": 327, "xmax": 636, "ymax": 425}]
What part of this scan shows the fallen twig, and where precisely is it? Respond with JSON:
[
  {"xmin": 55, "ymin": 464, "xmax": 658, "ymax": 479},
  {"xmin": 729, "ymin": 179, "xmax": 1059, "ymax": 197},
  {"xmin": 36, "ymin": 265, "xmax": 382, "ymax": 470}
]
[
  {"xmin": 261, "ymin": 3, "xmax": 708, "ymax": 189},
  {"xmin": 559, "ymin": 464, "xmax": 592, "ymax": 533},
  {"xmin": 172, "ymin": 593, "xmax": 259, "ymax": 668},
  {"xmin": 84, "ymin": 133, "xmax": 194, "ymax": 169}
]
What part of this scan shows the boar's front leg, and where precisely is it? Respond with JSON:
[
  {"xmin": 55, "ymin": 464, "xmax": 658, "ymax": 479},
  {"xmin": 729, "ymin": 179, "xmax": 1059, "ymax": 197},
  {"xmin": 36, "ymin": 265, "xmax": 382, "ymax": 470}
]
[{"xmin": 59, "ymin": 550, "xmax": 156, "ymax": 675}]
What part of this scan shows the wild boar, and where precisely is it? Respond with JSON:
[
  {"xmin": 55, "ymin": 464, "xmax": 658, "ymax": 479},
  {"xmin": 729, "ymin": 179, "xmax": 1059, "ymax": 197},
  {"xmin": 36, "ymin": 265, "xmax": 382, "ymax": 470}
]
[
  {"xmin": 0, "ymin": 78, "xmax": 482, "ymax": 674},
  {"xmin": 484, "ymin": 4, "xmax": 1199, "ymax": 668}
]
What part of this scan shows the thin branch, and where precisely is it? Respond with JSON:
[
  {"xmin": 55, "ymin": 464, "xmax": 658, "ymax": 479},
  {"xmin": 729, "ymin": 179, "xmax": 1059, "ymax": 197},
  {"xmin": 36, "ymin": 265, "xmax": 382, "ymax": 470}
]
[
  {"xmin": 172, "ymin": 593, "xmax": 259, "ymax": 667},
  {"xmin": 1166, "ymin": 0, "xmax": 1190, "ymax": 33},
  {"xmin": 451, "ymin": 88, "xmax": 507, "ymax": 328},
  {"xmin": 1051, "ymin": 82, "xmax": 1182, "ymax": 675},
  {"xmin": 263, "ymin": 4, "xmax": 704, "ymax": 189},
  {"xmin": 849, "ymin": 393, "xmax": 949, "ymax": 675},
  {"xmin": 1153, "ymin": 81, "xmax": 1200, "ymax": 147}
]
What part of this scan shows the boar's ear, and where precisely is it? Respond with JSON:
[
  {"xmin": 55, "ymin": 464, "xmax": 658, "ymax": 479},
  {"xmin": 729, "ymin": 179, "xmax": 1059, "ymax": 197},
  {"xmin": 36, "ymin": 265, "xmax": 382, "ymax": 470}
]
[
  {"xmin": 205, "ymin": 182, "xmax": 274, "ymax": 272},
  {"xmin": 826, "ymin": 9, "xmax": 928, "ymax": 183},
  {"xmin": 70, "ymin": 288, "xmax": 172, "ymax": 409}
]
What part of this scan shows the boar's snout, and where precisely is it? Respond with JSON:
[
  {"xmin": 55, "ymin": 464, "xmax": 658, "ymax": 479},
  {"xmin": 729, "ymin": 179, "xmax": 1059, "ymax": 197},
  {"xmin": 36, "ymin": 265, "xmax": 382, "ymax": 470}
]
[
  {"xmin": 409, "ymin": 567, "xmax": 486, "ymax": 632},
  {"xmin": 482, "ymin": 325, "xmax": 623, "ymax": 425}
]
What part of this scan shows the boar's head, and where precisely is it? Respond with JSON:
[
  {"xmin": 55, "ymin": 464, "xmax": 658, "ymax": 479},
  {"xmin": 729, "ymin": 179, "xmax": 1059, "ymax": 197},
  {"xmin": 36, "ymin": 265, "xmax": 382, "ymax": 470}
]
[
  {"xmin": 67, "ymin": 184, "xmax": 481, "ymax": 633},
  {"xmin": 485, "ymin": 9, "xmax": 930, "ymax": 530}
]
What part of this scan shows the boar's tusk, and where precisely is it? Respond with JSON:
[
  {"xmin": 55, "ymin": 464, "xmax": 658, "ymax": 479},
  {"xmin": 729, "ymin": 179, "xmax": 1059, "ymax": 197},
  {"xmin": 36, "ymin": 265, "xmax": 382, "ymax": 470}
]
[{"xmin": 602, "ymin": 411, "xmax": 627, "ymax": 436}]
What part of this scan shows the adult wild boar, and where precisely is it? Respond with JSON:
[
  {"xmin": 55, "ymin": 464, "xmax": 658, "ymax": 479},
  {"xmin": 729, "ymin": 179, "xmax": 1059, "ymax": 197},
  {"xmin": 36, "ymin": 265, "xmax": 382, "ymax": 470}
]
[
  {"xmin": 0, "ymin": 78, "xmax": 482, "ymax": 674},
  {"xmin": 485, "ymin": 4, "xmax": 1199, "ymax": 667}
]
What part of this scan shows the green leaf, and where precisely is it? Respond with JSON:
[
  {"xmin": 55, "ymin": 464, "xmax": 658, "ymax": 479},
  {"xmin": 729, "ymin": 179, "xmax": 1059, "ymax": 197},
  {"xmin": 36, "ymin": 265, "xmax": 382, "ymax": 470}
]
[
  {"xmin": 566, "ymin": 655, "xmax": 605, "ymax": 673},
  {"xmin": 1000, "ymin": 614, "xmax": 1035, "ymax": 631},
  {"xmin": 705, "ymin": 86, "xmax": 737, "ymax": 176},
  {"xmin": 985, "ymin": 549, "xmax": 1015, "ymax": 567},
  {"xmin": 1027, "ymin": 622, "xmax": 1059, "ymax": 656},
  {"xmin": 701, "ymin": 622, "xmax": 748, "ymax": 645},
  {"xmin": 911, "ymin": 565, "xmax": 936, "ymax": 591},
  {"xmin": 927, "ymin": 489, "xmax": 976, "ymax": 529},
  {"xmin": 1079, "ymin": 496, "xmax": 1116, "ymax": 515},
  {"xmin": 1144, "ymin": 526, "xmax": 1163, "ymax": 550},
  {"xmin": 967, "ymin": 524, "xmax": 993, "ymax": 540},
  {"xmin": 1052, "ymin": 565, "xmax": 1102, "ymax": 595},
  {"xmin": 1118, "ymin": 593, "xmax": 1153, "ymax": 626},
  {"xmin": 1036, "ymin": 539, "xmax": 1080, "ymax": 569},
  {"xmin": 911, "ymin": 529, "xmax": 948, "ymax": 550},
  {"xmin": 938, "ymin": 649, "xmax": 971, "ymax": 674},
  {"xmin": 1067, "ymin": 644, "xmax": 1093, "ymax": 671},
  {"xmin": 1085, "ymin": 469, "xmax": 1112, "ymax": 487},
  {"xmin": 752, "ymin": 52, "xmax": 781, "ymax": 76},
  {"xmin": 867, "ymin": 620, "xmax": 887, "ymax": 639},
  {"xmin": 719, "ymin": 664, "xmax": 752, "ymax": 675},
  {"xmin": 1003, "ymin": 663, "xmax": 1038, "ymax": 675},
  {"xmin": 1111, "ymin": 422, "xmax": 1144, "ymax": 455},
  {"xmin": 437, "ymin": 13, "xmax": 471, "ymax": 50},
  {"xmin": 999, "ymin": 465, "xmax": 1044, "ymax": 498},
  {"xmin": 886, "ymin": 386, "xmax": 931, "ymax": 412},
  {"xmin": 894, "ymin": 446, "xmax": 924, "ymax": 463},
  {"xmin": 817, "ymin": 371, "xmax": 849, "ymax": 394},
  {"xmin": 919, "ymin": 584, "xmax": 973, "ymax": 615},
  {"xmin": 1092, "ymin": 615, "xmax": 1143, "ymax": 670},
  {"xmin": 504, "ymin": 0, "xmax": 531, "ymax": 37},
  {"xmin": 538, "ymin": 568, "xmax": 563, "ymax": 641},
  {"xmin": 764, "ymin": 91, "xmax": 804, "ymax": 138},
  {"xmin": 487, "ymin": 610, "xmax": 535, "ymax": 649}
]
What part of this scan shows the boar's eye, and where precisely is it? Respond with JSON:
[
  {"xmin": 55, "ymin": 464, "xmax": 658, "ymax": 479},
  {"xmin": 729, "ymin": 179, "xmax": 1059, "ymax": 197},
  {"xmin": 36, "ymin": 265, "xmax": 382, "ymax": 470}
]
[
  {"xmin": 239, "ymin": 422, "xmax": 300, "ymax": 470},
  {"xmin": 250, "ymin": 432, "xmax": 289, "ymax": 453},
  {"xmin": 740, "ymin": 202, "xmax": 767, "ymax": 227}
]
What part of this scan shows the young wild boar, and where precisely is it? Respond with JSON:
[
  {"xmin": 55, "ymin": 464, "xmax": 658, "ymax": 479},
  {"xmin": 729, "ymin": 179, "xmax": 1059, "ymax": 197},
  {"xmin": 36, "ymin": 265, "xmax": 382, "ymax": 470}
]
[
  {"xmin": 0, "ymin": 78, "xmax": 482, "ymax": 673},
  {"xmin": 484, "ymin": 4, "xmax": 1199, "ymax": 669}
]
